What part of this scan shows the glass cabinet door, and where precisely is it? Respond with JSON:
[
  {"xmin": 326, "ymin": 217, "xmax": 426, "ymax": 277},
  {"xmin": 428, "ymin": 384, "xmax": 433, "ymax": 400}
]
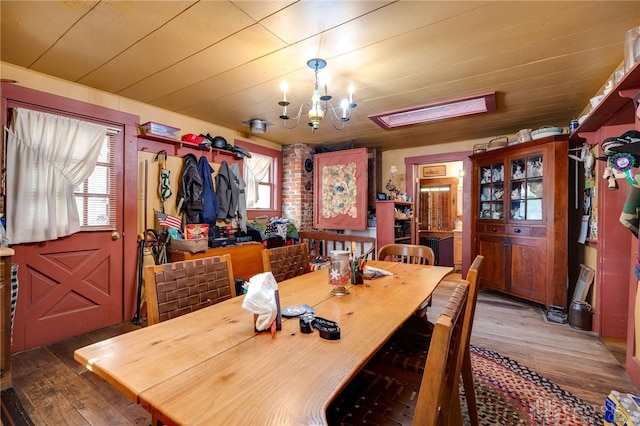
[
  {"xmin": 478, "ymin": 162, "xmax": 504, "ymax": 220},
  {"xmin": 509, "ymin": 155, "xmax": 543, "ymax": 220}
]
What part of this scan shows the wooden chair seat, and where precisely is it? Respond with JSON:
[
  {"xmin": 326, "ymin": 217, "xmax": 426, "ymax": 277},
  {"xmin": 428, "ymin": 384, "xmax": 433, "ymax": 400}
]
[
  {"xmin": 368, "ymin": 255, "xmax": 484, "ymax": 425},
  {"xmin": 327, "ymin": 281, "xmax": 470, "ymax": 426},
  {"xmin": 262, "ymin": 243, "xmax": 310, "ymax": 282},
  {"xmin": 144, "ymin": 254, "xmax": 236, "ymax": 325}
]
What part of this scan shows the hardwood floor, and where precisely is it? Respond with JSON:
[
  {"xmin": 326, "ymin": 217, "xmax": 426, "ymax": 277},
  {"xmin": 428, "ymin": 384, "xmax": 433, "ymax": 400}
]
[{"xmin": 6, "ymin": 272, "xmax": 639, "ymax": 425}]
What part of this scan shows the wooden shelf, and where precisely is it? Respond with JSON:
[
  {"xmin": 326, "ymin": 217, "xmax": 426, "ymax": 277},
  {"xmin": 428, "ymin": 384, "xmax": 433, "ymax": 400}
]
[
  {"xmin": 137, "ymin": 133, "xmax": 241, "ymax": 159},
  {"xmin": 571, "ymin": 61, "xmax": 640, "ymax": 139},
  {"xmin": 376, "ymin": 200, "xmax": 415, "ymax": 247}
]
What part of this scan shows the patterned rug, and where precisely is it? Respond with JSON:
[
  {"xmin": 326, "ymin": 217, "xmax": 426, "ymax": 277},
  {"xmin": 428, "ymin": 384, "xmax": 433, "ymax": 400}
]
[{"xmin": 465, "ymin": 346, "xmax": 602, "ymax": 425}]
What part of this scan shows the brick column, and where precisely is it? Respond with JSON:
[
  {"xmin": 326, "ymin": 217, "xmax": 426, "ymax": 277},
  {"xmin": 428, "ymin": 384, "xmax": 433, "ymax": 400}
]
[{"xmin": 282, "ymin": 144, "xmax": 314, "ymax": 231}]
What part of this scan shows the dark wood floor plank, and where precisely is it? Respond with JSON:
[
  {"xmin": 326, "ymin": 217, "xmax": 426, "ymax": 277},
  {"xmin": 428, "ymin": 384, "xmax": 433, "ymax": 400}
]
[
  {"xmin": 57, "ymin": 372, "xmax": 135, "ymax": 426},
  {"xmin": 81, "ymin": 371, "xmax": 150, "ymax": 426}
]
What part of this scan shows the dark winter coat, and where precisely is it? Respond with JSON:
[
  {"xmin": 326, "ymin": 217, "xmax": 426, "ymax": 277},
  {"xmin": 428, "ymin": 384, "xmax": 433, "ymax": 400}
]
[
  {"xmin": 177, "ymin": 153, "xmax": 203, "ymax": 224},
  {"xmin": 198, "ymin": 156, "xmax": 219, "ymax": 225},
  {"xmin": 216, "ymin": 161, "xmax": 240, "ymax": 222}
]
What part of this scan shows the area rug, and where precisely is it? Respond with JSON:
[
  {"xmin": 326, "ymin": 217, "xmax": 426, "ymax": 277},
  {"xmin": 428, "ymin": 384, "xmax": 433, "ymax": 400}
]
[
  {"xmin": 1, "ymin": 388, "xmax": 34, "ymax": 426},
  {"xmin": 464, "ymin": 346, "xmax": 602, "ymax": 425}
]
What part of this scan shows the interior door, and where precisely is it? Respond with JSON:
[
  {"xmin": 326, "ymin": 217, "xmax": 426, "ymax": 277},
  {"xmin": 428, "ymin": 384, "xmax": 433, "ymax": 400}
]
[
  {"xmin": 8, "ymin": 124, "xmax": 125, "ymax": 352},
  {"xmin": 11, "ymin": 228, "xmax": 123, "ymax": 350},
  {"xmin": 418, "ymin": 177, "xmax": 459, "ymax": 231}
]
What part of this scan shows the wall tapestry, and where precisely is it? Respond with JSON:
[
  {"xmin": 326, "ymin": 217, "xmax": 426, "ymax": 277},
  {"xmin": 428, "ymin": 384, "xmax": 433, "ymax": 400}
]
[{"xmin": 313, "ymin": 148, "xmax": 368, "ymax": 230}]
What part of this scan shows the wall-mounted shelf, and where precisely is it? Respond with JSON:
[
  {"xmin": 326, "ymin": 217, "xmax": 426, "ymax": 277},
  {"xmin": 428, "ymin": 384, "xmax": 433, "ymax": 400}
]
[
  {"xmin": 571, "ymin": 61, "xmax": 640, "ymax": 139},
  {"xmin": 137, "ymin": 133, "xmax": 240, "ymax": 160}
]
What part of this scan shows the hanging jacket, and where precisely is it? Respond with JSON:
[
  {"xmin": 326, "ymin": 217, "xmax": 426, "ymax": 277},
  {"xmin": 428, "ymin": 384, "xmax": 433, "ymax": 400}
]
[
  {"xmin": 229, "ymin": 162, "xmax": 247, "ymax": 231},
  {"xmin": 198, "ymin": 156, "xmax": 219, "ymax": 225},
  {"xmin": 216, "ymin": 160, "xmax": 240, "ymax": 223},
  {"xmin": 176, "ymin": 153, "xmax": 203, "ymax": 224}
]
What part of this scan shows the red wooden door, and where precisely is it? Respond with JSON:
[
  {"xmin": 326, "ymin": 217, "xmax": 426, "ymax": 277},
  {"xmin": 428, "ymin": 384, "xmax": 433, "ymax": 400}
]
[
  {"xmin": 2, "ymin": 84, "xmax": 135, "ymax": 352},
  {"xmin": 9, "ymin": 131, "xmax": 125, "ymax": 351},
  {"xmin": 11, "ymin": 227, "xmax": 123, "ymax": 350}
]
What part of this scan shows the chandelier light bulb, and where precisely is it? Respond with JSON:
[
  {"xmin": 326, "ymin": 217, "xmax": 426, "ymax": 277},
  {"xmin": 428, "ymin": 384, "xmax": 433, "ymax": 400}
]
[{"xmin": 280, "ymin": 81, "xmax": 289, "ymax": 102}]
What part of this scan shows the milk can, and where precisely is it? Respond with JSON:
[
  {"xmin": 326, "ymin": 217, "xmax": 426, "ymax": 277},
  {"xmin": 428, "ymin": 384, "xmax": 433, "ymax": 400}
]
[{"xmin": 569, "ymin": 301, "xmax": 593, "ymax": 331}]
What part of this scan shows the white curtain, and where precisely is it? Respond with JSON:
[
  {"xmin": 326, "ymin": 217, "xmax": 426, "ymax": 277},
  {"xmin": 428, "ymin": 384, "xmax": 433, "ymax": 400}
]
[
  {"xmin": 5, "ymin": 107, "xmax": 107, "ymax": 244},
  {"xmin": 244, "ymin": 153, "xmax": 272, "ymax": 207}
]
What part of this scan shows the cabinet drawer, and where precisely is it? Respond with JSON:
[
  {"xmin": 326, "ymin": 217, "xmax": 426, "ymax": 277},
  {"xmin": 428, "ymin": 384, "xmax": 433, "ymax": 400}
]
[
  {"xmin": 506, "ymin": 225, "xmax": 530, "ymax": 236},
  {"xmin": 479, "ymin": 224, "xmax": 505, "ymax": 235},
  {"xmin": 506, "ymin": 225, "xmax": 545, "ymax": 237}
]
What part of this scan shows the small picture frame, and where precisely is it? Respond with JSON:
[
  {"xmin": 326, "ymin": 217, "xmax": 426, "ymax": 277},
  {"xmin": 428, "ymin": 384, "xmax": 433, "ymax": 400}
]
[
  {"xmin": 377, "ymin": 193, "xmax": 388, "ymax": 200},
  {"xmin": 422, "ymin": 165, "xmax": 446, "ymax": 178}
]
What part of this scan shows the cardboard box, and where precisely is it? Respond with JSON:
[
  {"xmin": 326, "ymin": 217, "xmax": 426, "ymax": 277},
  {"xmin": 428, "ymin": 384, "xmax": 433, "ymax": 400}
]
[{"xmin": 139, "ymin": 122, "xmax": 180, "ymax": 140}]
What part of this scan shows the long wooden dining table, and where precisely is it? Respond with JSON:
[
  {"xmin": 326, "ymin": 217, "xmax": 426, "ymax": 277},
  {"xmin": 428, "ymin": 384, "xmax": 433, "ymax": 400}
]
[{"xmin": 74, "ymin": 260, "xmax": 452, "ymax": 425}]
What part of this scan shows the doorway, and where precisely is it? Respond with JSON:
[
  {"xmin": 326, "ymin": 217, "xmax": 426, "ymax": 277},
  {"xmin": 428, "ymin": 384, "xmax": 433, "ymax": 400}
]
[
  {"xmin": 414, "ymin": 162, "xmax": 463, "ymax": 268},
  {"xmin": 2, "ymin": 83, "xmax": 139, "ymax": 352}
]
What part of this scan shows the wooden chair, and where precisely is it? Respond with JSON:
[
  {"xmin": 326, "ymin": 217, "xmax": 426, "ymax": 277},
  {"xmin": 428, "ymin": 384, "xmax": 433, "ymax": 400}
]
[
  {"xmin": 379, "ymin": 243, "xmax": 436, "ymax": 323},
  {"xmin": 326, "ymin": 281, "xmax": 470, "ymax": 426},
  {"xmin": 378, "ymin": 243, "xmax": 435, "ymax": 265},
  {"xmin": 456, "ymin": 255, "xmax": 484, "ymax": 426},
  {"xmin": 144, "ymin": 255, "xmax": 236, "ymax": 325},
  {"xmin": 262, "ymin": 243, "xmax": 310, "ymax": 282}
]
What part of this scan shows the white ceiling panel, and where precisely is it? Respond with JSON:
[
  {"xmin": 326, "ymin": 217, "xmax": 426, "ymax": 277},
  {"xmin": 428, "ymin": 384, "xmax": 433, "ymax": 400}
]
[{"xmin": 1, "ymin": 0, "xmax": 639, "ymax": 151}]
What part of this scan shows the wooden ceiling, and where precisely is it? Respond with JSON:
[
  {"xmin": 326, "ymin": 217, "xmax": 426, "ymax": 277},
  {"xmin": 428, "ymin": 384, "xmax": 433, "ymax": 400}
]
[{"xmin": 2, "ymin": 1, "xmax": 639, "ymax": 151}]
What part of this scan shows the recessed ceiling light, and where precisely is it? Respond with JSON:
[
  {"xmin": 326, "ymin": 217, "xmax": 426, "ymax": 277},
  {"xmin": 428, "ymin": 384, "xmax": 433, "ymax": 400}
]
[{"xmin": 369, "ymin": 92, "xmax": 496, "ymax": 130}]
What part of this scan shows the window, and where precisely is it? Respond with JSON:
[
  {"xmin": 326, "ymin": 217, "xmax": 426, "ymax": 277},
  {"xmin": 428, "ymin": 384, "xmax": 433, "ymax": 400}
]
[
  {"xmin": 75, "ymin": 130, "xmax": 118, "ymax": 230},
  {"xmin": 244, "ymin": 152, "xmax": 274, "ymax": 209},
  {"xmin": 235, "ymin": 140, "xmax": 282, "ymax": 217}
]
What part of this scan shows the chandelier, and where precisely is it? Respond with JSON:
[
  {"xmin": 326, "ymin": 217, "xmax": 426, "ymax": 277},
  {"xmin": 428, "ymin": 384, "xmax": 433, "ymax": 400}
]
[{"xmin": 278, "ymin": 58, "xmax": 356, "ymax": 132}]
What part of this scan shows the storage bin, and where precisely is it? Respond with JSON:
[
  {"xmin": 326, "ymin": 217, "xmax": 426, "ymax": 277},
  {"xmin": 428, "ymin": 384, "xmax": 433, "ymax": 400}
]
[
  {"xmin": 140, "ymin": 122, "xmax": 180, "ymax": 140},
  {"xmin": 170, "ymin": 238, "xmax": 207, "ymax": 253}
]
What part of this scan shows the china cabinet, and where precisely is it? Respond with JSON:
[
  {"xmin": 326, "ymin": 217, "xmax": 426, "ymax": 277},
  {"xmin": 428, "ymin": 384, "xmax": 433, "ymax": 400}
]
[
  {"xmin": 470, "ymin": 136, "xmax": 569, "ymax": 309},
  {"xmin": 376, "ymin": 200, "xmax": 415, "ymax": 248}
]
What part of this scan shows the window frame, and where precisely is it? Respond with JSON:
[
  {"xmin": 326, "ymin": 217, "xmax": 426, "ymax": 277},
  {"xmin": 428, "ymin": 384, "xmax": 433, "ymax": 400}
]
[
  {"xmin": 75, "ymin": 130, "xmax": 118, "ymax": 231},
  {"xmin": 234, "ymin": 139, "xmax": 282, "ymax": 218}
]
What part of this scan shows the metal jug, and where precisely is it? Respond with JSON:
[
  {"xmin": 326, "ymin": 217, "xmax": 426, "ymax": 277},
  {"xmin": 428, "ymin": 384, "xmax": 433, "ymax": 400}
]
[{"xmin": 569, "ymin": 301, "xmax": 593, "ymax": 331}]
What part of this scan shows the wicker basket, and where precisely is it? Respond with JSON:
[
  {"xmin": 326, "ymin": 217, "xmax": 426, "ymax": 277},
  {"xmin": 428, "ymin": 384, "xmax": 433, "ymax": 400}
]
[
  {"xmin": 487, "ymin": 136, "xmax": 508, "ymax": 150},
  {"xmin": 170, "ymin": 238, "xmax": 208, "ymax": 253}
]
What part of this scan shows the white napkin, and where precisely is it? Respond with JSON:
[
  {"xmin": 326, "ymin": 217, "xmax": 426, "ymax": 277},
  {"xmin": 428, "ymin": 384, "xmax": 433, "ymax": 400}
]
[
  {"xmin": 363, "ymin": 265, "xmax": 394, "ymax": 276},
  {"xmin": 242, "ymin": 272, "xmax": 279, "ymax": 331}
]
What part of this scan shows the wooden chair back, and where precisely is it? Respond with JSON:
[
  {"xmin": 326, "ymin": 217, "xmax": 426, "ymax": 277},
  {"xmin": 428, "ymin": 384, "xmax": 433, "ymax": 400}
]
[
  {"xmin": 144, "ymin": 255, "xmax": 236, "ymax": 325},
  {"xmin": 457, "ymin": 255, "xmax": 484, "ymax": 426},
  {"xmin": 462, "ymin": 255, "xmax": 484, "ymax": 349},
  {"xmin": 378, "ymin": 243, "xmax": 435, "ymax": 265},
  {"xmin": 414, "ymin": 280, "xmax": 470, "ymax": 426},
  {"xmin": 262, "ymin": 243, "xmax": 309, "ymax": 282}
]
